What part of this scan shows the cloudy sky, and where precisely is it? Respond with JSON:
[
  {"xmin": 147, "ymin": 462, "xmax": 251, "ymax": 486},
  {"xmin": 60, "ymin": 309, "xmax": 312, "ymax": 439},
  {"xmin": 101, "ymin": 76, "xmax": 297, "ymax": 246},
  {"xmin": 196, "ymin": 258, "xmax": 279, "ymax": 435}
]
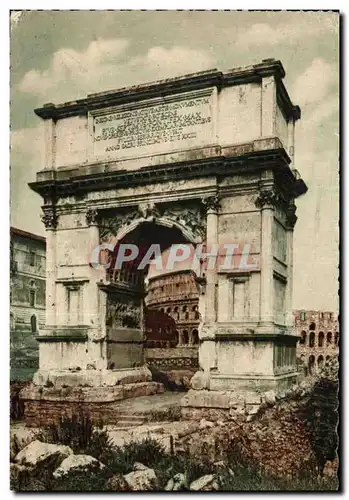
[{"xmin": 10, "ymin": 10, "xmax": 339, "ymax": 311}]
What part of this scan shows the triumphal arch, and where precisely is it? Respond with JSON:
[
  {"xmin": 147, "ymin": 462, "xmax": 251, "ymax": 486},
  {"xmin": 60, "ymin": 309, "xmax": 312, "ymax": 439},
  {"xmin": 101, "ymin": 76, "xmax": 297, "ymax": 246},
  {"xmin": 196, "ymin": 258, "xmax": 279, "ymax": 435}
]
[{"xmin": 22, "ymin": 59, "xmax": 307, "ymax": 423}]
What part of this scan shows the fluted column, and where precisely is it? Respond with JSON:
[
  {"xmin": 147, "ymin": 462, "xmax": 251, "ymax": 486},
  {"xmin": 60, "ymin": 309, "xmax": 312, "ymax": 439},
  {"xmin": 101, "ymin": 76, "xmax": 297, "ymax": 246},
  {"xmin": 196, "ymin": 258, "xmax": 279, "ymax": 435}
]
[
  {"xmin": 255, "ymin": 189, "xmax": 278, "ymax": 327},
  {"xmin": 204, "ymin": 195, "xmax": 220, "ymax": 324},
  {"xmin": 285, "ymin": 202, "xmax": 297, "ymax": 327},
  {"xmin": 85, "ymin": 209, "xmax": 103, "ymax": 338},
  {"xmin": 41, "ymin": 206, "xmax": 57, "ymax": 327}
]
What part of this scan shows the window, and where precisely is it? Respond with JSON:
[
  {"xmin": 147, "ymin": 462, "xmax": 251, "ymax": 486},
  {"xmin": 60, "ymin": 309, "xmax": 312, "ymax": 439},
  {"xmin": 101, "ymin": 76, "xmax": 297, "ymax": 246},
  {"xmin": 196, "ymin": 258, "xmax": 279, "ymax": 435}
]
[
  {"xmin": 30, "ymin": 315, "xmax": 37, "ymax": 333},
  {"xmin": 308, "ymin": 355, "xmax": 315, "ymax": 375},
  {"xmin": 335, "ymin": 332, "xmax": 339, "ymax": 346},
  {"xmin": 300, "ymin": 331, "xmax": 307, "ymax": 345},
  {"xmin": 29, "ymin": 290, "xmax": 35, "ymax": 307},
  {"xmin": 309, "ymin": 322, "xmax": 316, "ymax": 331},
  {"xmin": 318, "ymin": 355, "xmax": 324, "ymax": 371},
  {"xmin": 29, "ymin": 251, "xmax": 35, "ymax": 267},
  {"xmin": 309, "ymin": 332, "xmax": 315, "ymax": 348},
  {"xmin": 191, "ymin": 329, "xmax": 199, "ymax": 345},
  {"xmin": 301, "ymin": 311, "xmax": 306, "ymax": 321},
  {"xmin": 327, "ymin": 332, "xmax": 332, "ymax": 345},
  {"xmin": 318, "ymin": 332, "xmax": 324, "ymax": 348}
]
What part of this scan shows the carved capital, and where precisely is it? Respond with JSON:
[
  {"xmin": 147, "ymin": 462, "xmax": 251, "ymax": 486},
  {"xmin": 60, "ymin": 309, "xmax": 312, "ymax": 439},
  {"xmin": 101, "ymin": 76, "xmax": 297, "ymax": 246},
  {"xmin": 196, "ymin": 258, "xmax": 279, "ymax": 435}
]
[
  {"xmin": 285, "ymin": 202, "xmax": 298, "ymax": 229},
  {"xmin": 86, "ymin": 208, "xmax": 99, "ymax": 226},
  {"xmin": 41, "ymin": 206, "xmax": 58, "ymax": 229},
  {"xmin": 255, "ymin": 189, "xmax": 281, "ymax": 209},
  {"xmin": 137, "ymin": 202, "xmax": 160, "ymax": 219},
  {"xmin": 202, "ymin": 195, "xmax": 221, "ymax": 213}
]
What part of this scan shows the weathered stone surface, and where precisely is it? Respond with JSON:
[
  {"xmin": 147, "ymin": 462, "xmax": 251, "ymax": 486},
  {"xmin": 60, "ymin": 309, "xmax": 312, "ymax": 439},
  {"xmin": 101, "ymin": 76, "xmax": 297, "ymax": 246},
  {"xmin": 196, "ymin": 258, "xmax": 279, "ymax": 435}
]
[
  {"xmin": 10, "ymin": 463, "xmax": 30, "ymax": 488},
  {"xmin": 264, "ymin": 390, "xmax": 276, "ymax": 405},
  {"xmin": 105, "ymin": 474, "xmax": 131, "ymax": 491},
  {"xmin": 53, "ymin": 454, "xmax": 105, "ymax": 478},
  {"xmin": 123, "ymin": 468, "xmax": 158, "ymax": 491},
  {"xmin": 133, "ymin": 462, "xmax": 149, "ymax": 471},
  {"xmin": 10, "ymin": 425, "xmax": 42, "ymax": 460},
  {"xmin": 15, "ymin": 440, "xmax": 73, "ymax": 469},
  {"xmin": 189, "ymin": 474, "xmax": 218, "ymax": 491},
  {"xmin": 164, "ymin": 472, "xmax": 187, "ymax": 491}
]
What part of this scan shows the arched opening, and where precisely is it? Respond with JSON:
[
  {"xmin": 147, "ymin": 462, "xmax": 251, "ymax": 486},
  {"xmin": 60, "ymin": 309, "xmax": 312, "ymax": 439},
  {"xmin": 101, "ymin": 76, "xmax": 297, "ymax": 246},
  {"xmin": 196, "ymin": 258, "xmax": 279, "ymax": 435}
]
[
  {"xmin": 192, "ymin": 305, "xmax": 200, "ymax": 320},
  {"xmin": 309, "ymin": 331, "xmax": 315, "ymax": 348},
  {"xmin": 327, "ymin": 332, "xmax": 332, "ymax": 345},
  {"xmin": 326, "ymin": 355, "xmax": 331, "ymax": 361},
  {"xmin": 318, "ymin": 355, "xmax": 324, "ymax": 371},
  {"xmin": 300, "ymin": 330, "xmax": 307, "ymax": 345},
  {"xmin": 30, "ymin": 314, "xmax": 37, "ymax": 333},
  {"xmin": 335, "ymin": 332, "xmax": 339, "ymax": 346},
  {"xmin": 102, "ymin": 219, "xmax": 201, "ymax": 377},
  {"xmin": 182, "ymin": 330, "xmax": 189, "ymax": 345},
  {"xmin": 318, "ymin": 331, "xmax": 324, "ymax": 348},
  {"xmin": 308, "ymin": 355, "xmax": 315, "ymax": 375},
  {"xmin": 191, "ymin": 329, "xmax": 199, "ymax": 345},
  {"xmin": 309, "ymin": 322, "xmax": 316, "ymax": 330}
]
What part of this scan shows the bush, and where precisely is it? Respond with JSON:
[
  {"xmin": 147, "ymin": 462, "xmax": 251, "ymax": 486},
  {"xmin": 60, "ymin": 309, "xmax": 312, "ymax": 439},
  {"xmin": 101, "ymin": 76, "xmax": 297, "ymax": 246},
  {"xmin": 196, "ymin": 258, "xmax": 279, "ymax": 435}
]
[
  {"xmin": 304, "ymin": 358, "xmax": 339, "ymax": 475},
  {"xmin": 106, "ymin": 437, "xmax": 167, "ymax": 475}
]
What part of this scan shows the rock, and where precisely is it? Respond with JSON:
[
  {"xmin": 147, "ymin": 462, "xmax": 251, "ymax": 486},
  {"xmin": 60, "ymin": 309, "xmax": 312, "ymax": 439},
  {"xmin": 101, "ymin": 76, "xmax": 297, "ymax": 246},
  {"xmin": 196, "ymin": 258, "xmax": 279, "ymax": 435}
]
[
  {"xmin": 10, "ymin": 426, "xmax": 42, "ymax": 459},
  {"xmin": 199, "ymin": 418, "xmax": 214, "ymax": 429},
  {"xmin": 105, "ymin": 474, "xmax": 131, "ymax": 491},
  {"xmin": 164, "ymin": 478, "xmax": 174, "ymax": 491},
  {"xmin": 15, "ymin": 440, "xmax": 73, "ymax": 470},
  {"xmin": 264, "ymin": 390, "xmax": 276, "ymax": 405},
  {"xmin": 190, "ymin": 474, "xmax": 218, "ymax": 491},
  {"xmin": 133, "ymin": 461, "xmax": 149, "ymax": 471},
  {"xmin": 53, "ymin": 454, "xmax": 105, "ymax": 478},
  {"xmin": 172, "ymin": 472, "xmax": 186, "ymax": 491},
  {"xmin": 10, "ymin": 463, "xmax": 30, "ymax": 489},
  {"xmin": 123, "ymin": 468, "xmax": 158, "ymax": 491}
]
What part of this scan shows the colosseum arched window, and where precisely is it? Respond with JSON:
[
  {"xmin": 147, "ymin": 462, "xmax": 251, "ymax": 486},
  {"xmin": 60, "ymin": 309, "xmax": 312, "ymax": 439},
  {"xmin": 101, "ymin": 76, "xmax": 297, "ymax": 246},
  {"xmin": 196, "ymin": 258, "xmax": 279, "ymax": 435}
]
[
  {"xmin": 327, "ymin": 332, "xmax": 332, "ymax": 345},
  {"xmin": 308, "ymin": 355, "xmax": 315, "ymax": 375},
  {"xmin": 300, "ymin": 331, "xmax": 307, "ymax": 345},
  {"xmin": 166, "ymin": 307, "xmax": 172, "ymax": 314},
  {"xmin": 309, "ymin": 331, "xmax": 315, "ymax": 348},
  {"xmin": 318, "ymin": 331, "xmax": 324, "ymax": 348},
  {"xmin": 318, "ymin": 355, "xmax": 324, "ymax": 371},
  {"xmin": 191, "ymin": 329, "xmax": 199, "ymax": 345},
  {"xmin": 182, "ymin": 330, "xmax": 189, "ymax": 345},
  {"xmin": 309, "ymin": 322, "xmax": 316, "ymax": 331}
]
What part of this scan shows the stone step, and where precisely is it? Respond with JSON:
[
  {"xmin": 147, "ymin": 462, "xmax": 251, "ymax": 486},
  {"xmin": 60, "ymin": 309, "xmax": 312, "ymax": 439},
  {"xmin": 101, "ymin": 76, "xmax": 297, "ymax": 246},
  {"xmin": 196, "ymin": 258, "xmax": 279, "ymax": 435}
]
[
  {"xmin": 116, "ymin": 419, "xmax": 145, "ymax": 428},
  {"xmin": 116, "ymin": 414, "xmax": 147, "ymax": 421}
]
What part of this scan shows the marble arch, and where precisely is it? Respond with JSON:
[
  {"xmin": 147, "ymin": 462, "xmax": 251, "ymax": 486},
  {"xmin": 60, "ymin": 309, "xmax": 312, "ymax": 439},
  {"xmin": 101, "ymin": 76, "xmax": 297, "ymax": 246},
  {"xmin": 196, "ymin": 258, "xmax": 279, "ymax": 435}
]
[{"xmin": 21, "ymin": 60, "xmax": 308, "ymax": 423}]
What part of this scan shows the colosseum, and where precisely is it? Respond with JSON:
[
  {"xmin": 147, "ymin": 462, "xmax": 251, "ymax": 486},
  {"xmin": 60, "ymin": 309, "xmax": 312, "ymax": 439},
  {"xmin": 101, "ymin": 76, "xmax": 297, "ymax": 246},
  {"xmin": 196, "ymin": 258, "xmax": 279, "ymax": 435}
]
[
  {"xmin": 144, "ymin": 270, "xmax": 200, "ymax": 375},
  {"xmin": 294, "ymin": 310, "xmax": 339, "ymax": 376},
  {"xmin": 145, "ymin": 273, "xmax": 339, "ymax": 381}
]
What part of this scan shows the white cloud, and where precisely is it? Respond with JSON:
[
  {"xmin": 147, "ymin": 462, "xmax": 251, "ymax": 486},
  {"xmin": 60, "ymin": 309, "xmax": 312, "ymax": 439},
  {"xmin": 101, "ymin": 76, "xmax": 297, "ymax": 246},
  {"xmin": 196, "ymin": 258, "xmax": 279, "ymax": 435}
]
[
  {"xmin": 292, "ymin": 58, "xmax": 337, "ymax": 107},
  {"xmin": 17, "ymin": 39, "xmax": 213, "ymax": 104},
  {"xmin": 236, "ymin": 16, "xmax": 338, "ymax": 48}
]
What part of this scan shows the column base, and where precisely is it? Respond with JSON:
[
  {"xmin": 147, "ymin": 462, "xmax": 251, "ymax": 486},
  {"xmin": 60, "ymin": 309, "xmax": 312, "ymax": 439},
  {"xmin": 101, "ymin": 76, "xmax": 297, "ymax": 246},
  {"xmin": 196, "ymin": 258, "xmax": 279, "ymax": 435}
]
[
  {"xmin": 32, "ymin": 365, "xmax": 153, "ymax": 388},
  {"xmin": 181, "ymin": 371, "xmax": 298, "ymax": 421},
  {"xmin": 20, "ymin": 366, "xmax": 164, "ymax": 426}
]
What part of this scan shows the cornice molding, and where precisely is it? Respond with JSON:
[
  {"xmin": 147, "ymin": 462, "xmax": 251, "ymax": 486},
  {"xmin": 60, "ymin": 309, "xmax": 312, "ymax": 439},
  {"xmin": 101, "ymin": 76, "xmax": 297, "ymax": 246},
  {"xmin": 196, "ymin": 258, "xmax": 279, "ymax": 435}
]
[{"xmin": 34, "ymin": 60, "xmax": 299, "ymax": 122}]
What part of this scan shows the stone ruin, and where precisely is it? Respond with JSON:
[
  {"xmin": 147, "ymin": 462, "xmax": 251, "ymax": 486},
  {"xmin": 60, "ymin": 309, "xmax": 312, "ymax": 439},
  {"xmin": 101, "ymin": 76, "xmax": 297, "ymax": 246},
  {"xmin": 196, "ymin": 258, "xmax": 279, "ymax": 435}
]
[{"xmin": 20, "ymin": 59, "xmax": 307, "ymax": 424}]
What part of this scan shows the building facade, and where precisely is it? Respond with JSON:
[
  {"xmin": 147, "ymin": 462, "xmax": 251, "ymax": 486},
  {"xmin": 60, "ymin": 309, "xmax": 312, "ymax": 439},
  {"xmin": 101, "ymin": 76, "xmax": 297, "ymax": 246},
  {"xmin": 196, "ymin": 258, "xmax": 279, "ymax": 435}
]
[
  {"xmin": 294, "ymin": 310, "xmax": 339, "ymax": 376},
  {"xmin": 145, "ymin": 270, "xmax": 200, "ymax": 346},
  {"xmin": 10, "ymin": 227, "xmax": 46, "ymax": 380}
]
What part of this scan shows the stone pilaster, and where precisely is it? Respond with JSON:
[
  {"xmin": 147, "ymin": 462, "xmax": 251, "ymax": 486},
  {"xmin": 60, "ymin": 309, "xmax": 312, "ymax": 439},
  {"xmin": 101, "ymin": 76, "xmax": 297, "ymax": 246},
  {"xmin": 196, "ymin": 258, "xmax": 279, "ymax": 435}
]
[
  {"xmin": 41, "ymin": 206, "xmax": 58, "ymax": 326},
  {"xmin": 255, "ymin": 189, "xmax": 279, "ymax": 328},
  {"xmin": 191, "ymin": 195, "xmax": 220, "ymax": 387},
  {"xmin": 285, "ymin": 202, "xmax": 297, "ymax": 327}
]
